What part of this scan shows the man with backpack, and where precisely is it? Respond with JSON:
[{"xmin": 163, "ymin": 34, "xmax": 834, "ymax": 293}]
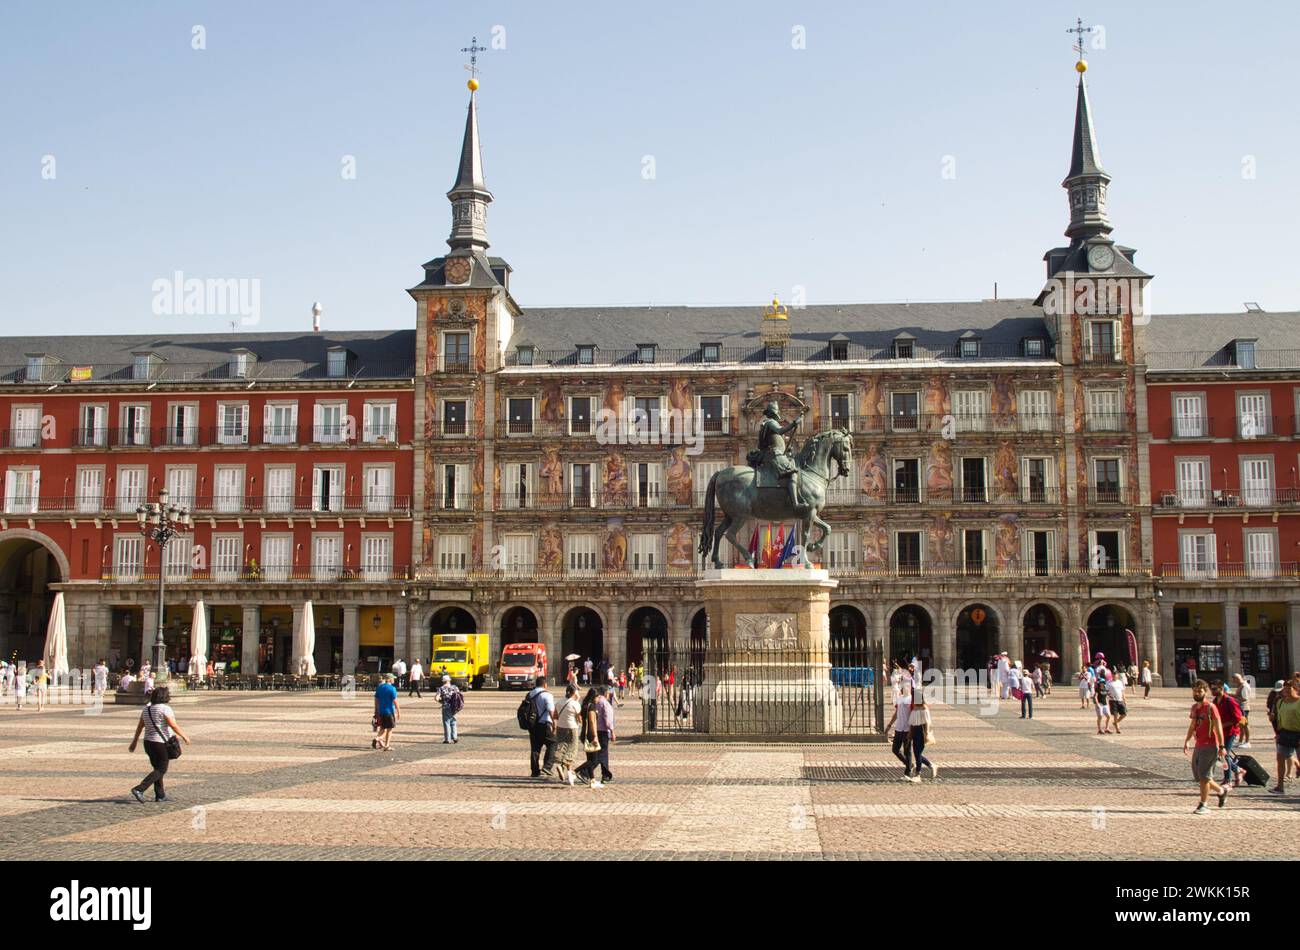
[
  {"xmin": 521, "ymin": 676, "xmax": 556, "ymax": 777},
  {"xmin": 436, "ymin": 674, "xmax": 463, "ymax": 744},
  {"xmin": 1210, "ymin": 680, "xmax": 1243, "ymax": 787}
]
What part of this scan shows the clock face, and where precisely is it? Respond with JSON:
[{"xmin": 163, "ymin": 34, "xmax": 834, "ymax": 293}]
[
  {"xmin": 444, "ymin": 257, "xmax": 471, "ymax": 285},
  {"xmin": 1087, "ymin": 244, "xmax": 1115, "ymax": 271}
]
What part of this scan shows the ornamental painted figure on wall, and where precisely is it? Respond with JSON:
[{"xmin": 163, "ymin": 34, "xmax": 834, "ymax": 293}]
[
  {"xmin": 666, "ymin": 446, "xmax": 692, "ymax": 505},
  {"xmin": 603, "ymin": 519, "xmax": 627, "ymax": 572},
  {"xmin": 538, "ymin": 522, "xmax": 563, "ymax": 573},
  {"xmin": 860, "ymin": 442, "xmax": 887, "ymax": 501}
]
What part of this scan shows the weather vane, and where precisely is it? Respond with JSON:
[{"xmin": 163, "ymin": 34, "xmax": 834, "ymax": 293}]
[
  {"xmin": 1066, "ymin": 17, "xmax": 1093, "ymax": 71},
  {"xmin": 461, "ymin": 36, "xmax": 488, "ymax": 82}
]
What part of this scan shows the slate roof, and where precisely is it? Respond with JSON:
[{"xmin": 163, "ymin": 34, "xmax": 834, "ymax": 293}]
[
  {"xmin": 0, "ymin": 330, "xmax": 416, "ymax": 383},
  {"xmin": 506, "ymin": 300, "xmax": 1054, "ymax": 365},
  {"xmin": 1144, "ymin": 311, "xmax": 1300, "ymax": 371}
]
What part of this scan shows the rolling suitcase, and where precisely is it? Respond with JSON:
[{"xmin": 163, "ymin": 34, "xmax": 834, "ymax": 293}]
[{"xmin": 1235, "ymin": 753, "xmax": 1269, "ymax": 787}]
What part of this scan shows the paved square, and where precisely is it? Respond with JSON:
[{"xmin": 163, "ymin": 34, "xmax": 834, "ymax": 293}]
[{"xmin": 0, "ymin": 687, "xmax": 1295, "ymax": 860}]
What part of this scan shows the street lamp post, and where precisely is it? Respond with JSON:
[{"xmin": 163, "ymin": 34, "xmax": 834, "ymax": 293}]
[{"xmin": 136, "ymin": 488, "xmax": 193, "ymax": 678}]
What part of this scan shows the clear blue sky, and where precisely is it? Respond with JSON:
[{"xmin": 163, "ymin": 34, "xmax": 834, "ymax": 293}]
[{"xmin": 2, "ymin": 0, "xmax": 1297, "ymax": 336}]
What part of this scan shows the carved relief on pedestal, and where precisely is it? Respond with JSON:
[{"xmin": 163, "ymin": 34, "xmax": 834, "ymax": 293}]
[{"xmin": 734, "ymin": 613, "xmax": 798, "ymax": 649}]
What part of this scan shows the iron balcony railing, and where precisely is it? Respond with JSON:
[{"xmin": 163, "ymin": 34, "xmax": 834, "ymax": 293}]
[
  {"xmin": 832, "ymin": 413, "xmax": 1062, "ymax": 435},
  {"xmin": 492, "ymin": 417, "xmax": 734, "ymax": 439},
  {"xmin": 412, "ymin": 561, "xmax": 1150, "ymax": 582},
  {"xmin": 504, "ymin": 341, "xmax": 1056, "ymax": 367},
  {"xmin": 1158, "ymin": 562, "xmax": 1299, "ymax": 581},
  {"xmin": 23, "ymin": 494, "xmax": 413, "ymax": 516},
  {"xmin": 101, "ymin": 565, "xmax": 411, "ymax": 584},
  {"xmin": 1146, "ymin": 349, "xmax": 1300, "ymax": 372},
  {"xmin": 1086, "ymin": 487, "xmax": 1126, "ymax": 505},
  {"xmin": 1154, "ymin": 487, "xmax": 1298, "ymax": 510},
  {"xmin": 1, "ymin": 428, "xmax": 44, "ymax": 449},
  {"xmin": 427, "ymin": 419, "xmax": 482, "ymax": 438},
  {"xmin": 0, "ymin": 360, "xmax": 415, "ymax": 385}
]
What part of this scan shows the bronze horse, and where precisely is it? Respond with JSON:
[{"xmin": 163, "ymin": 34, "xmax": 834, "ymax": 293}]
[{"xmin": 698, "ymin": 428, "xmax": 853, "ymax": 569}]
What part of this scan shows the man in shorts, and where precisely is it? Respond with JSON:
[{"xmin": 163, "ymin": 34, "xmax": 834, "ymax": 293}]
[
  {"xmin": 1106, "ymin": 674, "xmax": 1128, "ymax": 733},
  {"xmin": 373, "ymin": 674, "xmax": 400, "ymax": 751},
  {"xmin": 1183, "ymin": 679, "xmax": 1229, "ymax": 814}
]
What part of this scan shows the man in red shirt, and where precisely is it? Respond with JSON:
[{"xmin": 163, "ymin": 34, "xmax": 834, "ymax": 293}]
[
  {"xmin": 1183, "ymin": 680, "xmax": 1229, "ymax": 814},
  {"xmin": 1210, "ymin": 680, "xmax": 1243, "ymax": 787}
]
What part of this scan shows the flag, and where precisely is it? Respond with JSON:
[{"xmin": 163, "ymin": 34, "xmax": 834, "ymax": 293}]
[
  {"xmin": 1125, "ymin": 629, "xmax": 1138, "ymax": 667},
  {"xmin": 761, "ymin": 524, "xmax": 778, "ymax": 568},
  {"xmin": 777, "ymin": 525, "xmax": 796, "ymax": 567},
  {"xmin": 1078, "ymin": 628, "xmax": 1090, "ymax": 670},
  {"xmin": 747, "ymin": 526, "xmax": 759, "ymax": 561}
]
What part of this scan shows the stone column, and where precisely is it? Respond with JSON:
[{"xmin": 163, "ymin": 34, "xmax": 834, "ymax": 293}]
[
  {"xmin": 1062, "ymin": 600, "xmax": 1083, "ymax": 682},
  {"xmin": 1159, "ymin": 598, "xmax": 1176, "ymax": 687},
  {"xmin": 1288, "ymin": 602, "xmax": 1300, "ymax": 683},
  {"xmin": 872, "ymin": 601, "xmax": 887, "ymax": 660},
  {"xmin": 1000, "ymin": 599, "xmax": 1020, "ymax": 659},
  {"xmin": 141, "ymin": 603, "xmax": 158, "ymax": 668},
  {"xmin": 932, "ymin": 601, "xmax": 954, "ymax": 673},
  {"xmin": 1140, "ymin": 599, "xmax": 1160, "ymax": 686},
  {"xmin": 241, "ymin": 604, "xmax": 260, "ymax": 675},
  {"xmin": 342, "ymin": 605, "xmax": 360, "ymax": 675},
  {"xmin": 393, "ymin": 602, "xmax": 409, "ymax": 667},
  {"xmin": 1222, "ymin": 597, "xmax": 1240, "ymax": 681}
]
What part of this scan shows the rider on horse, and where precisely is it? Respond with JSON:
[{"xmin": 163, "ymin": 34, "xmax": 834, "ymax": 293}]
[{"xmin": 756, "ymin": 401, "xmax": 807, "ymax": 513}]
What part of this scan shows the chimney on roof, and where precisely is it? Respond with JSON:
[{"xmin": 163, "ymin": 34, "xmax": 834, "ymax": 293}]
[{"xmin": 312, "ymin": 301, "xmax": 322, "ymax": 332}]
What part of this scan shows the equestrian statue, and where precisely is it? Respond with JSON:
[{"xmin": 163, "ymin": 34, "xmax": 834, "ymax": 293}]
[{"xmin": 698, "ymin": 401, "xmax": 853, "ymax": 569}]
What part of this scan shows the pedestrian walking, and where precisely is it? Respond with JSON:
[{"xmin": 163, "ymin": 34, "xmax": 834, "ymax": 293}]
[
  {"xmin": 885, "ymin": 681, "xmax": 914, "ymax": 780},
  {"xmin": 1094, "ymin": 676, "xmax": 1113, "ymax": 734},
  {"xmin": 93, "ymin": 659, "xmax": 108, "ymax": 698},
  {"xmin": 582, "ymin": 657, "xmax": 593, "ymax": 685},
  {"xmin": 408, "ymin": 658, "xmax": 424, "ymax": 698},
  {"xmin": 1019, "ymin": 666, "xmax": 1034, "ymax": 719},
  {"xmin": 1106, "ymin": 674, "xmax": 1128, "ymax": 733},
  {"xmin": 1031, "ymin": 665, "xmax": 1044, "ymax": 699},
  {"xmin": 33, "ymin": 661, "xmax": 49, "ymax": 711},
  {"xmin": 1268, "ymin": 679, "xmax": 1300, "ymax": 794},
  {"xmin": 1231, "ymin": 674, "xmax": 1253, "ymax": 747},
  {"xmin": 908, "ymin": 686, "xmax": 936, "ymax": 780},
  {"xmin": 574, "ymin": 688, "xmax": 603, "ymax": 788},
  {"xmin": 1077, "ymin": 670, "xmax": 1092, "ymax": 709},
  {"xmin": 641, "ymin": 671, "xmax": 659, "ymax": 731},
  {"xmin": 1043, "ymin": 665, "xmax": 1053, "ymax": 695},
  {"xmin": 13, "ymin": 663, "xmax": 27, "ymax": 710},
  {"xmin": 373, "ymin": 674, "xmax": 400, "ymax": 751},
  {"xmin": 435, "ymin": 674, "xmax": 463, "ymax": 743},
  {"xmin": 127, "ymin": 686, "xmax": 190, "ymax": 803},
  {"xmin": 1140, "ymin": 661, "xmax": 1152, "ymax": 699},
  {"xmin": 391, "ymin": 657, "xmax": 407, "ymax": 690},
  {"xmin": 1209, "ymin": 680, "xmax": 1243, "ymax": 787},
  {"xmin": 553, "ymin": 684, "xmax": 582, "ymax": 785},
  {"xmin": 526, "ymin": 676, "xmax": 557, "ymax": 778},
  {"xmin": 591, "ymin": 685, "xmax": 615, "ymax": 784},
  {"xmin": 1183, "ymin": 680, "xmax": 1230, "ymax": 814}
]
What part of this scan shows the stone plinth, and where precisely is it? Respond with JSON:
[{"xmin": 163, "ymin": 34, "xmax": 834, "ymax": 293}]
[{"xmin": 694, "ymin": 568, "xmax": 841, "ymax": 735}]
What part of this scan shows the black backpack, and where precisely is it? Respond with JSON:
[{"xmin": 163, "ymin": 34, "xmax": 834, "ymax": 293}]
[{"xmin": 517, "ymin": 690, "xmax": 540, "ymax": 731}]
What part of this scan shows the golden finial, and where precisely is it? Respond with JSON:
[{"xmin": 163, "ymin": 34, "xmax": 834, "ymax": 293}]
[
  {"xmin": 467, "ymin": 77, "xmax": 480, "ymax": 91},
  {"xmin": 767, "ymin": 295, "xmax": 788, "ymax": 319}
]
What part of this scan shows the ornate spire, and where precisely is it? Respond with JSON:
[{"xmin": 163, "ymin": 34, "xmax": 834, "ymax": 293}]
[
  {"xmin": 447, "ymin": 42, "xmax": 493, "ymax": 253},
  {"xmin": 1062, "ymin": 58, "xmax": 1112, "ymax": 242}
]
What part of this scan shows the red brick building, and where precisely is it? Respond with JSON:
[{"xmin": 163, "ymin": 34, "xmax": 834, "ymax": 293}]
[
  {"xmin": 0, "ymin": 332, "xmax": 414, "ymax": 674},
  {"xmin": 1146, "ymin": 312, "xmax": 1300, "ymax": 685}
]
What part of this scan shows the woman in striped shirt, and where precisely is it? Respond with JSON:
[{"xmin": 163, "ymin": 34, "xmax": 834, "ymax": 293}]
[{"xmin": 127, "ymin": 686, "xmax": 191, "ymax": 803}]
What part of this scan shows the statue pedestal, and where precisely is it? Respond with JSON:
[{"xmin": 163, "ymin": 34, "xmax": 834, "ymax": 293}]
[{"xmin": 693, "ymin": 568, "xmax": 841, "ymax": 735}]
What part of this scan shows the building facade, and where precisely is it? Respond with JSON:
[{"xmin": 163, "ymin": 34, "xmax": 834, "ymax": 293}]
[{"xmin": 2, "ymin": 63, "xmax": 1293, "ymax": 687}]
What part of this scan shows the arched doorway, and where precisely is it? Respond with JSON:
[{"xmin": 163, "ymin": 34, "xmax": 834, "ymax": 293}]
[
  {"xmin": 499, "ymin": 606, "xmax": 538, "ymax": 647},
  {"xmin": 626, "ymin": 606, "xmax": 667, "ymax": 666},
  {"xmin": 1023, "ymin": 604, "xmax": 1063, "ymax": 684},
  {"xmin": 889, "ymin": 604, "xmax": 933, "ymax": 667},
  {"xmin": 561, "ymin": 607, "xmax": 604, "ymax": 677},
  {"xmin": 955, "ymin": 603, "xmax": 998, "ymax": 674},
  {"xmin": 1086, "ymin": 605, "xmax": 1135, "ymax": 671},
  {"xmin": 830, "ymin": 604, "xmax": 868, "ymax": 668},
  {"xmin": 0, "ymin": 532, "xmax": 65, "ymax": 664}
]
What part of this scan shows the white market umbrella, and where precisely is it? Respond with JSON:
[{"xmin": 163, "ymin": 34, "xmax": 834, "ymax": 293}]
[
  {"xmin": 190, "ymin": 600, "xmax": 208, "ymax": 682},
  {"xmin": 295, "ymin": 601, "xmax": 317, "ymax": 676},
  {"xmin": 44, "ymin": 592, "xmax": 69, "ymax": 677}
]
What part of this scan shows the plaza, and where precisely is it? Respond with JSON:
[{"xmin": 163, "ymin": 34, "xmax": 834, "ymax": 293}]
[{"xmin": 1, "ymin": 686, "xmax": 1295, "ymax": 860}]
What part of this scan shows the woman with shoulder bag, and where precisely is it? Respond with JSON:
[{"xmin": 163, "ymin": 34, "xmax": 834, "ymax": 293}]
[
  {"xmin": 553, "ymin": 684, "xmax": 583, "ymax": 786},
  {"xmin": 127, "ymin": 686, "xmax": 190, "ymax": 803},
  {"xmin": 573, "ymin": 688, "xmax": 604, "ymax": 789},
  {"xmin": 908, "ymin": 687, "xmax": 937, "ymax": 781}
]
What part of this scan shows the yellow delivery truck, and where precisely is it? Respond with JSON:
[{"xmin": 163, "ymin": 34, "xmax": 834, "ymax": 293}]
[{"xmin": 430, "ymin": 633, "xmax": 490, "ymax": 690}]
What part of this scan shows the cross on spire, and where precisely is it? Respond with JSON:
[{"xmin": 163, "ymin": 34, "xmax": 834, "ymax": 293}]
[
  {"xmin": 461, "ymin": 36, "xmax": 487, "ymax": 80},
  {"xmin": 1066, "ymin": 17, "xmax": 1093, "ymax": 62}
]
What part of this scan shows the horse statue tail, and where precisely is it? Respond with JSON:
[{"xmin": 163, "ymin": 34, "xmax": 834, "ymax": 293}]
[{"xmin": 698, "ymin": 471, "xmax": 719, "ymax": 556}]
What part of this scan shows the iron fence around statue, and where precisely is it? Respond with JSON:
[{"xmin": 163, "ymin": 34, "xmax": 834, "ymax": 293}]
[{"xmin": 638, "ymin": 637, "xmax": 884, "ymax": 736}]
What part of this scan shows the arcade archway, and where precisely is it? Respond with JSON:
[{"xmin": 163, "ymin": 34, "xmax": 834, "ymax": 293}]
[
  {"xmin": 561, "ymin": 606, "xmax": 604, "ymax": 670},
  {"xmin": 0, "ymin": 532, "xmax": 65, "ymax": 664},
  {"xmin": 1023, "ymin": 603, "xmax": 1063, "ymax": 683},
  {"xmin": 499, "ymin": 606, "xmax": 539, "ymax": 647},
  {"xmin": 626, "ymin": 606, "xmax": 667, "ymax": 666},
  {"xmin": 889, "ymin": 604, "xmax": 933, "ymax": 666},
  {"xmin": 1086, "ymin": 604, "xmax": 1135, "ymax": 670},
  {"xmin": 430, "ymin": 605, "xmax": 478, "ymax": 667},
  {"xmin": 955, "ymin": 603, "xmax": 998, "ymax": 672},
  {"xmin": 830, "ymin": 604, "xmax": 868, "ymax": 667}
]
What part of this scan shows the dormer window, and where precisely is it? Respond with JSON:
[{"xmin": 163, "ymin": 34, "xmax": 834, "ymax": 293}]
[
  {"xmin": 830, "ymin": 340, "xmax": 849, "ymax": 361},
  {"xmin": 24, "ymin": 354, "xmax": 48, "ymax": 382},
  {"xmin": 637, "ymin": 344, "xmax": 656, "ymax": 365},
  {"xmin": 326, "ymin": 347, "xmax": 349, "ymax": 378},
  {"xmin": 766, "ymin": 344, "xmax": 784, "ymax": 363},
  {"xmin": 230, "ymin": 349, "xmax": 255, "ymax": 378},
  {"xmin": 893, "ymin": 338, "xmax": 914, "ymax": 360},
  {"xmin": 577, "ymin": 345, "xmax": 595, "ymax": 365},
  {"xmin": 517, "ymin": 346, "xmax": 535, "ymax": 367},
  {"xmin": 702, "ymin": 343, "xmax": 720, "ymax": 363},
  {"xmin": 1231, "ymin": 339, "xmax": 1257, "ymax": 369},
  {"xmin": 959, "ymin": 336, "xmax": 981, "ymax": 359},
  {"xmin": 132, "ymin": 353, "xmax": 159, "ymax": 380},
  {"xmin": 1023, "ymin": 338, "xmax": 1045, "ymax": 358}
]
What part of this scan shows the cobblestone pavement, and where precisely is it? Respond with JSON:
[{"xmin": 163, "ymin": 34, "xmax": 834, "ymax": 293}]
[{"xmin": 0, "ymin": 685, "xmax": 1296, "ymax": 860}]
